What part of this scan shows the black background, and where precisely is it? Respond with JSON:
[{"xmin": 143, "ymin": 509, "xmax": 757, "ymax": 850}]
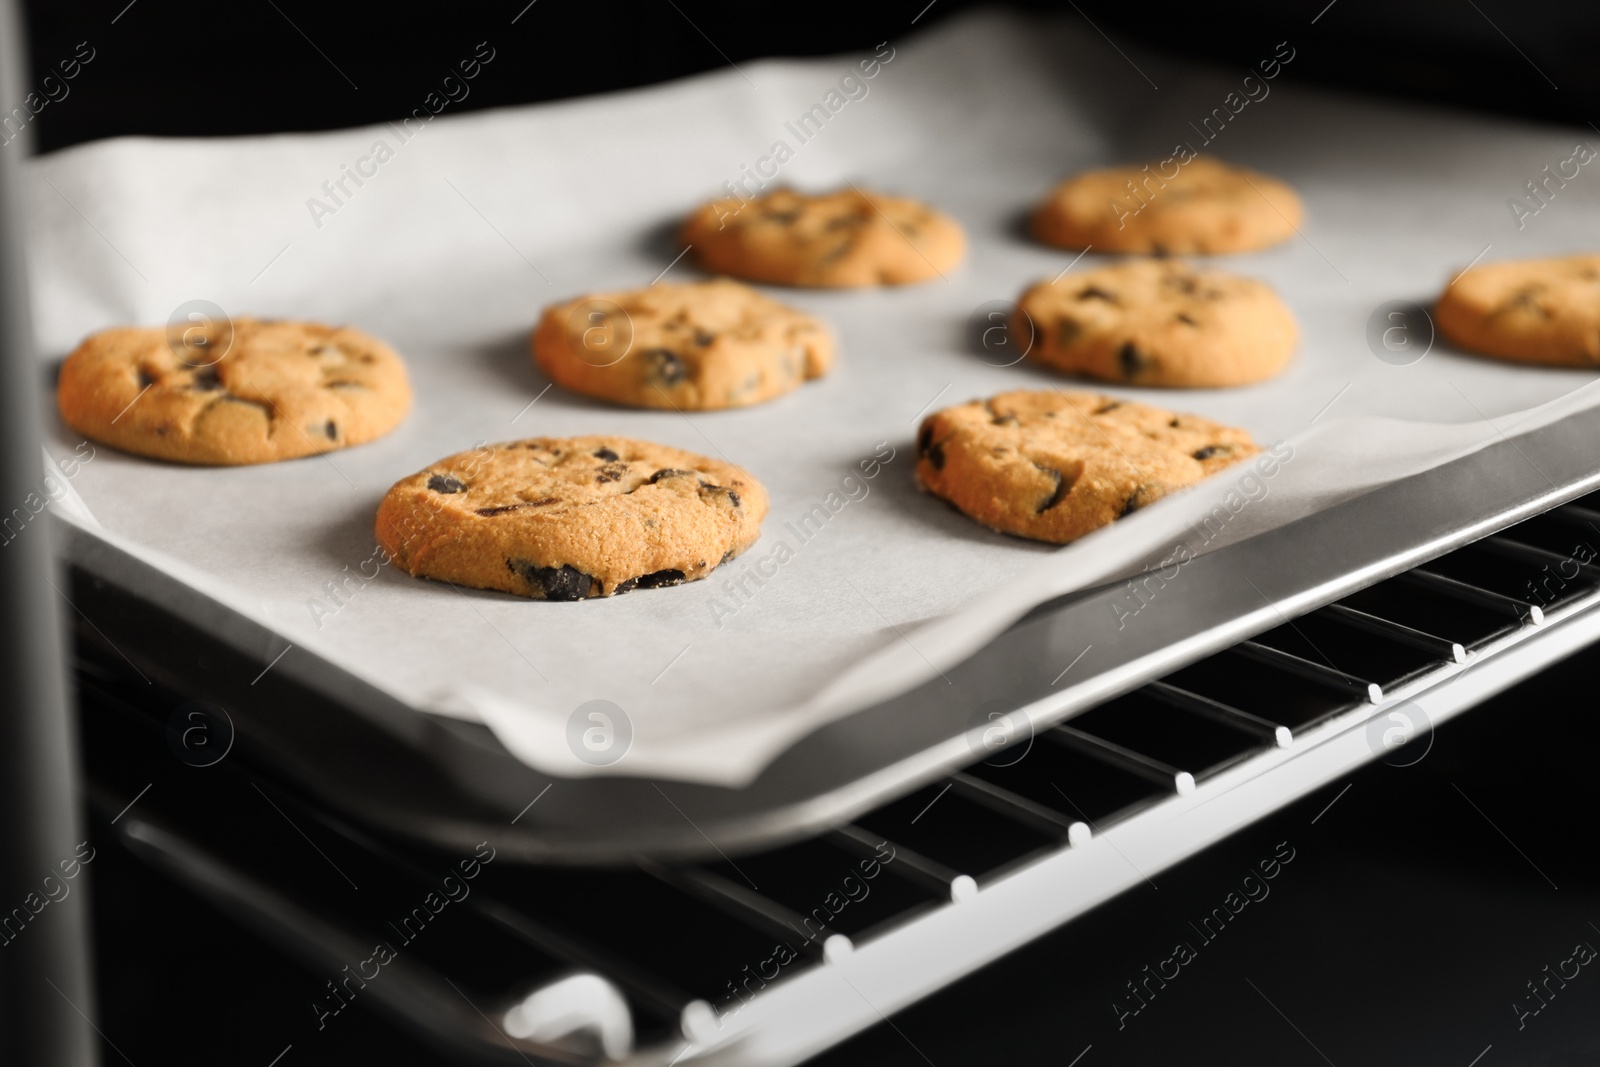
[{"xmin": 16, "ymin": 0, "xmax": 1600, "ymax": 154}]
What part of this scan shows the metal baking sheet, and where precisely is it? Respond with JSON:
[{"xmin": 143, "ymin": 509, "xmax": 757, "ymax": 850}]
[{"xmin": 28, "ymin": 9, "xmax": 1600, "ymax": 786}]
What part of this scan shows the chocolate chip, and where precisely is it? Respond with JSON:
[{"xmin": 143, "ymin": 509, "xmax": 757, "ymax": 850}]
[
  {"xmin": 1117, "ymin": 343, "xmax": 1150, "ymax": 379},
  {"xmin": 693, "ymin": 329, "xmax": 715, "ymax": 347},
  {"xmin": 1056, "ymin": 319, "xmax": 1081, "ymax": 346},
  {"xmin": 191, "ymin": 367, "xmax": 223, "ymax": 391},
  {"xmin": 927, "ymin": 442, "xmax": 945, "ymax": 470},
  {"xmin": 137, "ymin": 369, "xmax": 156, "ymax": 389},
  {"xmin": 1192, "ymin": 445, "xmax": 1232, "ymax": 461},
  {"xmin": 593, "ymin": 447, "xmax": 619, "ymax": 462},
  {"xmin": 1077, "ymin": 287, "xmax": 1118, "ymax": 303},
  {"xmin": 697, "ymin": 483, "xmax": 740, "ymax": 508},
  {"xmin": 476, "ymin": 498, "xmax": 557, "ymax": 515},
  {"xmin": 764, "ymin": 209, "xmax": 802, "ymax": 224},
  {"xmin": 917, "ymin": 425, "xmax": 933, "ymax": 457},
  {"xmin": 614, "ymin": 569, "xmax": 687, "ymax": 594},
  {"xmin": 1035, "ymin": 465, "xmax": 1074, "ymax": 513},
  {"xmin": 427, "ymin": 473, "xmax": 466, "ymax": 494},
  {"xmin": 1150, "ymin": 242, "xmax": 1170, "ymax": 257},
  {"xmin": 992, "ymin": 414, "xmax": 1019, "ymax": 426},
  {"xmin": 324, "ymin": 420, "xmax": 338, "ymax": 440},
  {"xmin": 1121, "ymin": 485, "xmax": 1161, "ymax": 516},
  {"xmin": 1169, "ymin": 418, "xmax": 1182, "ymax": 428},
  {"xmin": 507, "ymin": 560, "xmax": 594, "ymax": 601},
  {"xmin": 1175, "ymin": 313, "xmax": 1198, "ymax": 326},
  {"xmin": 644, "ymin": 348, "xmax": 688, "ymax": 386},
  {"xmin": 596, "ymin": 462, "xmax": 627, "ymax": 483},
  {"xmin": 650, "ymin": 468, "xmax": 696, "ymax": 484},
  {"xmin": 1095, "ymin": 401, "xmax": 1121, "ymax": 414},
  {"xmin": 718, "ymin": 549, "xmax": 734, "ymax": 565}
]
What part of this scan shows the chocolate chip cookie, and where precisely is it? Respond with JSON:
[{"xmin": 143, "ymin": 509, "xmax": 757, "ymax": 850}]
[
  {"xmin": 532, "ymin": 279, "xmax": 834, "ymax": 410},
  {"xmin": 916, "ymin": 390, "xmax": 1260, "ymax": 544},
  {"xmin": 680, "ymin": 186, "xmax": 965, "ymax": 287},
  {"xmin": 376, "ymin": 436, "xmax": 768, "ymax": 600},
  {"xmin": 56, "ymin": 317, "xmax": 412, "ymax": 465},
  {"xmin": 1435, "ymin": 254, "xmax": 1600, "ymax": 366},
  {"xmin": 1031, "ymin": 157, "xmax": 1302, "ymax": 255},
  {"xmin": 1014, "ymin": 259, "xmax": 1296, "ymax": 388}
]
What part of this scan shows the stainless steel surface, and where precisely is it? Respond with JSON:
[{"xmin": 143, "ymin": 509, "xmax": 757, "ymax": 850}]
[{"xmin": 0, "ymin": 2, "xmax": 97, "ymax": 1063}]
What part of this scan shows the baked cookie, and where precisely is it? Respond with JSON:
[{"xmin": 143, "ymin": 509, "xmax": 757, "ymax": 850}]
[
  {"xmin": 532, "ymin": 279, "xmax": 833, "ymax": 410},
  {"xmin": 1014, "ymin": 259, "xmax": 1296, "ymax": 388},
  {"xmin": 1032, "ymin": 157, "xmax": 1302, "ymax": 255},
  {"xmin": 376, "ymin": 436, "xmax": 768, "ymax": 600},
  {"xmin": 916, "ymin": 390, "xmax": 1260, "ymax": 544},
  {"xmin": 1435, "ymin": 254, "xmax": 1600, "ymax": 366},
  {"xmin": 57, "ymin": 317, "xmax": 411, "ymax": 465},
  {"xmin": 680, "ymin": 186, "xmax": 965, "ymax": 287}
]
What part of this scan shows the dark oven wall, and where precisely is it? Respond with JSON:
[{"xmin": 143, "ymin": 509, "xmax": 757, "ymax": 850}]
[{"xmin": 17, "ymin": 0, "xmax": 1600, "ymax": 154}]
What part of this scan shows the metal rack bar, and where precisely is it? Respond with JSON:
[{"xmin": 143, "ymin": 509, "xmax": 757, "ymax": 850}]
[
  {"xmin": 1232, "ymin": 639, "xmax": 1384, "ymax": 704},
  {"xmin": 1400, "ymin": 567, "xmax": 1544, "ymax": 624},
  {"xmin": 948, "ymin": 772, "xmax": 1088, "ymax": 841},
  {"xmin": 1477, "ymin": 532, "xmax": 1600, "ymax": 581},
  {"xmin": 1143, "ymin": 680, "xmax": 1293, "ymax": 747},
  {"xmin": 1049, "ymin": 725, "xmax": 1195, "ymax": 795},
  {"xmin": 829, "ymin": 826, "xmax": 977, "ymax": 903},
  {"xmin": 1318, "ymin": 603, "xmax": 1468, "ymax": 664}
]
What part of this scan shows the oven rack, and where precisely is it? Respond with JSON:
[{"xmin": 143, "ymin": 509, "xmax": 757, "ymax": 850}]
[{"xmin": 78, "ymin": 488, "xmax": 1600, "ymax": 1065}]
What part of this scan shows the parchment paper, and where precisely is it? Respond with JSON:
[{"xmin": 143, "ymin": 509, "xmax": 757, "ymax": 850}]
[{"xmin": 28, "ymin": 10, "xmax": 1600, "ymax": 784}]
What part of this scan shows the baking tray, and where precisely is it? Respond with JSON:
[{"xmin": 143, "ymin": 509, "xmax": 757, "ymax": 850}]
[
  {"xmin": 32, "ymin": 9, "xmax": 1600, "ymax": 817},
  {"xmin": 61, "ymin": 394, "xmax": 1600, "ymax": 862}
]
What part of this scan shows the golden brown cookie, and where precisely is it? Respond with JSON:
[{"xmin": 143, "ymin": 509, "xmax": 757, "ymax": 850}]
[
  {"xmin": 1031, "ymin": 157, "xmax": 1302, "ymax": 255},
  {"xmin": 1435, "ymin": 254, "xmax": 1600, "ymax": 366},
  {"xmin": 916, "ymin": 390, "xmax": 1259, "ymax": 544},
  {"xmin": 680, "ymin": 186, "xmax": 965, "ymax": 287},
  {"xmin": 1014, "ymin": 259, "xmax": 1296, "ymax": 388},
  {"xmin": 376, "ymin": 436, "xmax": 768, "ymax": 600},
  {"xmin": 56, "ymin": 318, "xmax": 411, "ymax": 465},
  {"xmin": 532, "ymin": 279, "xmax": 834, "ymax": 410}
]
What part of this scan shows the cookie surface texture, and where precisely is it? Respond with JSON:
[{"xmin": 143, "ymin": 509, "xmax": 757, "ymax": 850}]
[
  {"xmin": 1435, "ymin": 254, "xmax": 1600, "ymax": 366},
  {"xmin": 1031, "ymin": 157, "xmax": 1302, "ymax": 255},
  {"xmin": 915, "ymin": 390, "xmax": 1260, "ymax": 544},
  {"xmin": 56, "ymin": 317, "xmax": 412, "ymax": 465},
  {"xmin": 532, "ymin": 279, "xmax": 834, "ymax": 410},
  {"xmin": 1014, "ymin": 259, "xmax": 1296, "ymax": 388},
  {"xmin": 376, "ymin": 436, "xmax": 768, "ymax": 600},
  {"xmin": 680, "ymin": 186, "xmax": 965, "ymax": 287}
]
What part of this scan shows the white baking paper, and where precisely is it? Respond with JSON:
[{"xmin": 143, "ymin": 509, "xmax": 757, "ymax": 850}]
[{"xmin": 27, "ymin": 10, "xmax": 1600, "ymax": 785}]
